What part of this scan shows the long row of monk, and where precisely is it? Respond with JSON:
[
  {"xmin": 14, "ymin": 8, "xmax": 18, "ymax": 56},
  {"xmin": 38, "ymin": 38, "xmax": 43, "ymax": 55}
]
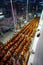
[{"xmin": 0, "ymin": 17, "xmax": 40, "ymax": 65}]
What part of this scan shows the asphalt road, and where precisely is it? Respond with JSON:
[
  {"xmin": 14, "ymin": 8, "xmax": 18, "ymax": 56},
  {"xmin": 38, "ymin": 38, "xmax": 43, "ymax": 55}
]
[{"xmin": 33, "ymin": 26, "xmax": 43, "ymax": 65}]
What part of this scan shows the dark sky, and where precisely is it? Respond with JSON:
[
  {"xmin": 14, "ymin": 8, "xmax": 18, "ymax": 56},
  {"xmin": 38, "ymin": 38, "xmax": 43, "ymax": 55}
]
[
  {"xmin": 0, "ymin": 0, "xmax": 43, "ymax": 2},
  {"xmin": 15, "ymin": 0, "xmax": 43, "ymax": 2},
  {"xmin": 0, "ymin": 0, "xmax": 43, "ymax": 5}
]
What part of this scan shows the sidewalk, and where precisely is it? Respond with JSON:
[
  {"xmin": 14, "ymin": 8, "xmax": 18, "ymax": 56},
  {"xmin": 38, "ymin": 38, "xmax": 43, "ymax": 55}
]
[{"xmin": 33, "ymin": 25, "xmax": 43, "ymax": 65}]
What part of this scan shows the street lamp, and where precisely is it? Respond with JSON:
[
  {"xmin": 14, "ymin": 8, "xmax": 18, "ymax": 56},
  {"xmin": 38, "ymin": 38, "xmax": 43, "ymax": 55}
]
[
  {"xmin": 26, "ymin": 0, "xmax": 28, "ymax": 22},
  {"xmin": 10, "ymin": 0, "xmax": 16, "ymax": 26}
]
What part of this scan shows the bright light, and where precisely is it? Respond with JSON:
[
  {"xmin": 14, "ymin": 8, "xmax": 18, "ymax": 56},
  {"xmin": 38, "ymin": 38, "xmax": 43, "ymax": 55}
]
[
  {"xmin": 0, "ymin": 12, "xmax": 3, "ymax": 15},
  {"xmin": 0, "ymin": 15, "xmax": 4, "ymax": 19}
]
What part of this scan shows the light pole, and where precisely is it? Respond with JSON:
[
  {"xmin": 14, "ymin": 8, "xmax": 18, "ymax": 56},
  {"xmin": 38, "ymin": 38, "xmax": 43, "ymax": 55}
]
[
  {"xmin": 26, "ymin": 0, "xmax": 28, "ymax": 22},
  {"xmin": 10, "ymin": 0, "xmax": 16, "ymax": 26}
]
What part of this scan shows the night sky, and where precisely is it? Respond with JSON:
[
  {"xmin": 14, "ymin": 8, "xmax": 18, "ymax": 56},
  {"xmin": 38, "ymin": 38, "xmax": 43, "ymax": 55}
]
[
  {"xmin": 13, "ymin": 0, "xmax": 43, "ymax": 2},
  {"xmin": 0, "ymin": 0, "xmax": 43, "ymax": 3},
  {"xmin": 0, "ymin": 0, "xmax": 43, "ymax": 6}
]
